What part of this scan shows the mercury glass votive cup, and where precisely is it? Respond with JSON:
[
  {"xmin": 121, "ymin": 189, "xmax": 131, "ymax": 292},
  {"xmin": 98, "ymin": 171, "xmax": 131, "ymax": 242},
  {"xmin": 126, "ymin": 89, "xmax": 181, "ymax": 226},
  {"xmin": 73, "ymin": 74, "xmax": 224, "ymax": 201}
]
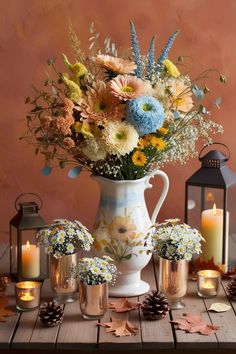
[
  {"xmin": 15, "ymin": 281, "xmax": 41, "ymax": 311},
  {"xmin": 197, "ymin": 270, "xmax": 221, "ymax": 298}
]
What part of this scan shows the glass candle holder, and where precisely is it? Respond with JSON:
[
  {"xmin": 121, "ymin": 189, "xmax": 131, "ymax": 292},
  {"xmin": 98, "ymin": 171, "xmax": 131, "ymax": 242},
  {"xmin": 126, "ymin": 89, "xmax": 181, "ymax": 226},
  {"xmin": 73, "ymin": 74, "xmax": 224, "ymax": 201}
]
[
  {"xmin": 15, "ymin": 281, "xmax": 41, "ymax": 311},
  {"xmin": 197, "ymin": 270, "xmax": 221, "ymax": 298}
]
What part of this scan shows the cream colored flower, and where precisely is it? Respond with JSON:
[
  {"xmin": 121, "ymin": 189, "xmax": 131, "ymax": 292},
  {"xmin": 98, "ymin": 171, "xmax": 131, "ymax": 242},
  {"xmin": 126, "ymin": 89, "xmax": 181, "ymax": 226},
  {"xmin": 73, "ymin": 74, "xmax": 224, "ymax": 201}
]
[
  {"xmin": 110, "ymin": 75, "xmax": 144, "ymax": 101},
  {"xmin": 77, "ymin": 80, "xmax": 124, "ymax": 123},
  {"xmin": 108, "ymin": 216, "xmax": 137, "ymax": 242},
  {"xmin": 81, "ymin": 138, "xmax": 107, "ymax": 161},
  {"xmin": 102, "ymin": 121, "xmax": 139, "ymax": 156},
  {"xmin": 151, "ymin": 81, "xmax": 171, "ymax": 109},
  {"xmin": 95, "ymin": 54, "xmax": 136, "ymax": 74}
]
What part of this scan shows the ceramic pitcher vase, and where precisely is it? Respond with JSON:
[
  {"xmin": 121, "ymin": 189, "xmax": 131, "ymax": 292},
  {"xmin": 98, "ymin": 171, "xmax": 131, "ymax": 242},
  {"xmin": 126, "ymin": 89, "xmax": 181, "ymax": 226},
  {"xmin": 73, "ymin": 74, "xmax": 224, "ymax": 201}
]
[{"xmin": 92, "ymin": 170, "xmax": 169, "ymax": 297}]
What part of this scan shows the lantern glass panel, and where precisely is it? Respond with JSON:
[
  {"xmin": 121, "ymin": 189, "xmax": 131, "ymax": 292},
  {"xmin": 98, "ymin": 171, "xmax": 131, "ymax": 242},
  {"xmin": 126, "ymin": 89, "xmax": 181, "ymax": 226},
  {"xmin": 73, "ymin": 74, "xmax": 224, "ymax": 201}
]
[
  {"xmin": 227, "ymin": 185, "xmax": 236, "ymax": 268},
  {"xmin": 10, "ymin": 224, "xmax": 18, "ymax": 277}
]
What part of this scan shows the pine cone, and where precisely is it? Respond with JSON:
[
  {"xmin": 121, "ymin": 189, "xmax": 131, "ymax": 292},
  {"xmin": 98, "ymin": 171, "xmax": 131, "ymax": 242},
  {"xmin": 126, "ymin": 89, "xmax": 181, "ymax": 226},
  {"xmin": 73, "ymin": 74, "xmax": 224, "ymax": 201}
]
[
  {"xmin": 141, "ymin": 290, "xmax": 169, "ymax": 320},
  {"xmin": 39, "ymin": 301, "xmax": 64, "ymax": 327},
  {"xmin": 227, "ymin": 276, "xmax": 236, "ymax": 300}
]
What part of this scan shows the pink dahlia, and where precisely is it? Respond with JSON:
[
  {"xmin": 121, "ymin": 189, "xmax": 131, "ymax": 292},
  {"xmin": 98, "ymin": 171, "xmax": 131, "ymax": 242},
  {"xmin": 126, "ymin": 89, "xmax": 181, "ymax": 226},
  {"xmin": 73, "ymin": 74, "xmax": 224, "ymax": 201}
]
[
  {"xmin": 110, "ymin": 75, "xmax": 145, "ymax": 101},
  {"xmin": 95, "ymin": 54, "xmax": 136, "ymax": 75},
  {"xmin": 77, "ymin": 80, "xmax": 124, "ymax": 123}
]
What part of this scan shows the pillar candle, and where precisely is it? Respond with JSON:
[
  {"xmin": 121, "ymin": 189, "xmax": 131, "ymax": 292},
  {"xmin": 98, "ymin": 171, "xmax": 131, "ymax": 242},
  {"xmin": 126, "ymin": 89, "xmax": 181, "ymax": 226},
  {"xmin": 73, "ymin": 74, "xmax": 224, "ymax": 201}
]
[
  {"xmin": 22, "ymin": 241, "xmax": 40, "ymax": 278},
  {"xmin": 201, "ymin": 203, "xmax": 229, "ymax": 265}
]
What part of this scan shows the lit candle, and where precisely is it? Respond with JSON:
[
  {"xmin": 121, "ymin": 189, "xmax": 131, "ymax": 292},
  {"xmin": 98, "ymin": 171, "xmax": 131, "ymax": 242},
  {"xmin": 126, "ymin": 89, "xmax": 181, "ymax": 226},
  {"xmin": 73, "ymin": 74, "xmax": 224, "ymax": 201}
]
[
  {"xmin": 15, "ymin": 281, "xmax": 41, "ymax": 311},
  {"xmin": 197, "ymin": 270, "xmax": 220, "ymax": 298},
  {"xmin": 201, "ymin": 203, "xmax": 229, "ymax": 265},
  {"xmin": 22, "ymin": 241, "xmax": 40, "ymax": 279}
]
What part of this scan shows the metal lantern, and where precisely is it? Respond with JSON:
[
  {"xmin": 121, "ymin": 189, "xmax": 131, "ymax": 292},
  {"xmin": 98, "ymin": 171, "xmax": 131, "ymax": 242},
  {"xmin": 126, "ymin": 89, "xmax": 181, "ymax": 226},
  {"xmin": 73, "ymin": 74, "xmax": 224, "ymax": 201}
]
[
  {"xmin": 185, "ymin": 143, "xmax": 236, "ymax": 269},
  {"xmin": 10, "ymin": 193, "xmax": 48, "ymax": 281}
]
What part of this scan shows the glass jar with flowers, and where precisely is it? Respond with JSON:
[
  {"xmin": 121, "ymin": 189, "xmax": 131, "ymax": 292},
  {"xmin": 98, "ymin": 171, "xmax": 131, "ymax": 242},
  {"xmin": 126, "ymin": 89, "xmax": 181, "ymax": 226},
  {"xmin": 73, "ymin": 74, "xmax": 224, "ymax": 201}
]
[
  {"xmin": 150, "ymin": 219, "xmax": 203, "ymax": 309},
  {"xmin": 74, "ymin": 256, "xmax": 118, "ymax": 320},
  {"xmin": 37, "ymin": 218, "xmax": 93, "ymax": 303},
  {"xmin": 23, "ymin": 21, "xmax": 225, "ymax": 297}
]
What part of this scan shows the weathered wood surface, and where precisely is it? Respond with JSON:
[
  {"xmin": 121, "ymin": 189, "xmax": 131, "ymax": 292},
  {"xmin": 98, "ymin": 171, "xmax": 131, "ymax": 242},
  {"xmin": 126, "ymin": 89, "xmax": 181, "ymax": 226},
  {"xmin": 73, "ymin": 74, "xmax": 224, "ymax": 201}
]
[{"xmin": 0, "ymin": 245, "xmax": 236, "ymax": 351}]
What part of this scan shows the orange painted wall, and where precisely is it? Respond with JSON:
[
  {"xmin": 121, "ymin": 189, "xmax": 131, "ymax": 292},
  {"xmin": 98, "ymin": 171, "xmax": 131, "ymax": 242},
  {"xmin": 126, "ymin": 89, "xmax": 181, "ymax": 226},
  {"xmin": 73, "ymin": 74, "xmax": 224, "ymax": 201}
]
[{"xmin": 0, "ymin": 0, "xmax": 235, "ymax": 242}]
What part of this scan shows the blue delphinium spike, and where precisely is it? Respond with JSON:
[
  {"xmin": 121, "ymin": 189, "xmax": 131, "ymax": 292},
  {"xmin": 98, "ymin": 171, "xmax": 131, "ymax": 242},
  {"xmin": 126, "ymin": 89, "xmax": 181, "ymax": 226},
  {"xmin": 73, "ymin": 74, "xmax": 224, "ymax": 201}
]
[
  {"xmin": 157, "ymin": 29, "xmax": 179, "ymax": 67},
  {"xmin": 130, "ymin": 21, "xmax": 142, "ymax": 78},
  {"xmin": 146, "ymin": 36, "xmax": 155, "ymax": 80}
]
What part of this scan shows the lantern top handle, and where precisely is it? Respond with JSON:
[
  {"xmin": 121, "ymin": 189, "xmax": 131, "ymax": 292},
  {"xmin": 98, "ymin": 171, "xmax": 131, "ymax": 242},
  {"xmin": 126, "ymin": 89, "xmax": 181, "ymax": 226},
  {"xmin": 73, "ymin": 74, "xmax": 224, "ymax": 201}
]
[
  {"xmin": 15, "ymin": 193, "xmax": 43, "ymax": 211},
  {"xmin": 199, "ymin": 142, "xmax": 230, "ymax": 161}
]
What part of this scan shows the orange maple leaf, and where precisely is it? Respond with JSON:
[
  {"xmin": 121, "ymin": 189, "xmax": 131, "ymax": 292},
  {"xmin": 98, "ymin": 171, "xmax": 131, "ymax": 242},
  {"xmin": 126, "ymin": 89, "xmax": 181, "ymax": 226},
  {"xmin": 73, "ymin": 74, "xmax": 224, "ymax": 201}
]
[
  {"xmin": 108, "ymin": 298, "xmax": 141, "ymax": 313},
  {"xmin": 170, "ymin": 313, "xmax": 219, "ymax": 335},
  {"xmin": 99, "ymin": 317, "xmax": 138, "ymax": 337}
]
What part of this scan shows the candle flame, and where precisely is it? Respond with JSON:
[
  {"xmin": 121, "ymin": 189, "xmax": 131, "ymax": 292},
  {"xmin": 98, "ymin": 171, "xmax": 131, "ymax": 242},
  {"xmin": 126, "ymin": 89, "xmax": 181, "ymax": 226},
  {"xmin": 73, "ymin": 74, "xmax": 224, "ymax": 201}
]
[
  {"xmin": 213, "ymin": 203, "xmax": 217, "ymax": 216},
  {"xmin": 26, "ymin": 240, "xmax": 30, "ymax": 249}
]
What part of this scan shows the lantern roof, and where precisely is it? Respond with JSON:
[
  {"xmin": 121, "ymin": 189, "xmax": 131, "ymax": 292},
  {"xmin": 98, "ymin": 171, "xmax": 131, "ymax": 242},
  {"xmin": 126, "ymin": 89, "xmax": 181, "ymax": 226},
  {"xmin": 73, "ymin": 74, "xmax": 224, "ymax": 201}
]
[
  {"xmin": 10, "ymin": 201, "xmax": 47, "ymax": 230},
  {"xmin": 186, "ymin": 147, "xmax": 236, "ymax": 188}
]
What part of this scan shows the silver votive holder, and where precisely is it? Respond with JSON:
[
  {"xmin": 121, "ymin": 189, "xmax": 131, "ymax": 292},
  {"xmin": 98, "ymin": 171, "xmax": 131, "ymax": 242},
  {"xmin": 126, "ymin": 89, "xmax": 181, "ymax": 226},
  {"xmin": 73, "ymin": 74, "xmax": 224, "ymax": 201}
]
[
  {"xmin": 15, "ymin": 281, "xmax": 41, "ymax": 311},
  {"xmin": 197, "ymin": 270, "xmax": 221, "ymax": 298}
]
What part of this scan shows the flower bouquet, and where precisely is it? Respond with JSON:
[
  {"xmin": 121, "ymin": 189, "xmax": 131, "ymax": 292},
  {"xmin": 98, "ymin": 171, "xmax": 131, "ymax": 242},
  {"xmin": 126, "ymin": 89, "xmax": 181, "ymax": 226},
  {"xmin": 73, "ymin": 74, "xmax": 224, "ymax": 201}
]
[
  {"xmin": 150, "ymin": 219, "xmax": 203, "ymax": 261},
  {"xmin": 37, "ymin": 218, "xmax": 94, "ymax": 303},
  {"xmin": 150, "ymin": 219, "xmax": 204, "ymax": 309},
  {"xmin": 37, "ymin": 218, "xmax": 94, "ymax": 258},
  {"xmin": 22, "ymin": 21, "xmax": 225, "ymax": 180},
  {"xmin": 74, "ymin": 256, "xmax": 118, "ymax": 319}
]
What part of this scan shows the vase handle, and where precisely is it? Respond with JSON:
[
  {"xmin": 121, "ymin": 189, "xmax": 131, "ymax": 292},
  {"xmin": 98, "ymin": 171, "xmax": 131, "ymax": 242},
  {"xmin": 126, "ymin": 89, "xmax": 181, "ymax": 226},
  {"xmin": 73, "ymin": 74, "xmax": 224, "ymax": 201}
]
[{"xmin": 146, "ymin": 170, "xmax": 169, "ymax": 224}]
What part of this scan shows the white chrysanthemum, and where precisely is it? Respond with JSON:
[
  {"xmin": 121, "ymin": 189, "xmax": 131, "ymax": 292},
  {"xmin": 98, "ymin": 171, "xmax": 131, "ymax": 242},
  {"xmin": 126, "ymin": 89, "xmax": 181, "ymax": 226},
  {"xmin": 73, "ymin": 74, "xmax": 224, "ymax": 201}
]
[
  {"xmin": 67, "ymin": 243, "xmax": 75, "ymax": 253},
  {"xmin": 82, "ymin": 138, "xmax": 107, "ymax": 161},
  {"xmin": 102, "ymin": 121, "xmax": 139, "ymax": 156}
]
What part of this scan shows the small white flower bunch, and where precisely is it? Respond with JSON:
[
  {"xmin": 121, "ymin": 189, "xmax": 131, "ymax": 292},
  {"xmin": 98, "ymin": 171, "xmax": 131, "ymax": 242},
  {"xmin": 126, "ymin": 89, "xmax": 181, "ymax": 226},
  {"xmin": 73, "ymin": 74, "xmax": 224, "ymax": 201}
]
[
  {"xmin": 150, "ymin": 219, "xmax": 203, "ymax": 261},
  {"xmin": 37, "ymin": 218, "xmax": 94, "ymax": 258},
  {"xmin": 75, "ymin": 256, "xmax": 118, "ymax": 285}
]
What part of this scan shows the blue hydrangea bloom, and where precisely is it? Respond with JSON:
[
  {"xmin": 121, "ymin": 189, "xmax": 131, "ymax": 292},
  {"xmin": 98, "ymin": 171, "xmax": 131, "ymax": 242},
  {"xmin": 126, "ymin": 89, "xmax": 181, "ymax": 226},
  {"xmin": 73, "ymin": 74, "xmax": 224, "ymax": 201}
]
[{"xmin": 126, "ymin": 96, "xmax": 165, "ymax": 136}]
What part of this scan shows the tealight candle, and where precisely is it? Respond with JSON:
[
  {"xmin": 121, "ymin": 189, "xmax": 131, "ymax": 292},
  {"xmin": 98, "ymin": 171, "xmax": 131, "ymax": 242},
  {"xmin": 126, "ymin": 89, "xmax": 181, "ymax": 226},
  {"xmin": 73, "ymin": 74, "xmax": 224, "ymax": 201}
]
[
  {"xmin": 197, "ymin": 270, "xmax": 220, "ymax": 298},
  {"xmin": 15, "ymin": 281, "xmax": 41, "ymax": 311}
]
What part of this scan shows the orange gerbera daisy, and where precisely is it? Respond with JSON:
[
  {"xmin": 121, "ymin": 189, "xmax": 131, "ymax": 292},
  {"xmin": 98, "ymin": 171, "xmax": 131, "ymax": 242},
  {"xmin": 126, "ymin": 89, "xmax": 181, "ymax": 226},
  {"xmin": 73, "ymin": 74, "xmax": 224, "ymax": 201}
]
[
  {"xmin": 110, "ymin": 75, "xmax": 145, "ymax": 101},
  {"xmin": 95, "ymin": 54, "xmax": 136, "ymax": 74},
  {"xmin": 171, "ymin": 81, "xmax": 193, "ymax": 112},
  {"xmin": 77, "ymin": 81, "xmax": 124, "ymax": 123}
]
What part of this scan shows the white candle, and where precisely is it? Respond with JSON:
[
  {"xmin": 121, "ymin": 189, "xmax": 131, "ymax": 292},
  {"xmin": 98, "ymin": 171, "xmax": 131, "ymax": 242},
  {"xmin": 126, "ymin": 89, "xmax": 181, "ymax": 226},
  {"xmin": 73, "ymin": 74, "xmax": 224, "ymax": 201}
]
[
  {"xmin": 201, "ymin": 203, "xmax": 229, "ymax": 265},
  {"xmin": 197, "ymin": 270, "xmax": 220, "ymax": 298},
  {"xmin": 201, "ymin": 281, "xmax": 216, "ymax": 296},
  {"xmin": 22, "ymin": 241, "xmax": 40, "ymax": 278}
]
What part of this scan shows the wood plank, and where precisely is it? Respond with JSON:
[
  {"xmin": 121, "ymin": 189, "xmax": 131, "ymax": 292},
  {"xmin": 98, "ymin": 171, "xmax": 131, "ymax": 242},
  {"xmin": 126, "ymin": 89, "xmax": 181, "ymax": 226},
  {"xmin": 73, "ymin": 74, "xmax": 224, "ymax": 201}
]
[
  {"xmin": 98, "ymin": 292, "xmax": 142, "ymax": 350},
  {"xmin": 168, "ymin": 280, "xmax": 218, "ymax": 348},
  {"xmin": 0, "ymin": 246, "xmax": 21, "ymax": 349},
  {"xmin": 140, "ymin": 257, "xmax": 174, "ymax": 350},
  {"xmin": 26, "ymin": 280, "xmax": 60, "ymax": 349},
  {"xmin": 204, "ymin": 281, "xmax": 236, "ymax": 348},
  {"xmin": 56, "ymin": 299, "xmax": 98, "ymax": 350},
  {"xmin": 222, "ymin": 279, "xmax": 236, "ymax": 314}
]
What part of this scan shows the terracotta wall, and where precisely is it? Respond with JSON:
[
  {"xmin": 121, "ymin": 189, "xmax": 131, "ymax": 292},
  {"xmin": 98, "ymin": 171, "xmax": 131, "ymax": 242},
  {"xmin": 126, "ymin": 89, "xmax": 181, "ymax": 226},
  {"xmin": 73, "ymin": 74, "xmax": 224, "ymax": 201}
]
[{"xmin": 0, "ymin": 0, "xmax": 235, "ymax": 242}]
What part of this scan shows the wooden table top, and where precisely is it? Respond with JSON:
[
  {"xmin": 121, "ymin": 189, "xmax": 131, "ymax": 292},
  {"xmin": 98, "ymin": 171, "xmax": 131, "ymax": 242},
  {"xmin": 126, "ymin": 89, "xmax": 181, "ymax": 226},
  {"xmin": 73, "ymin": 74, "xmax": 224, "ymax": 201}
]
[{"xmin": 0, "ymin": 244, "xmax": 236, "ymax": 353}]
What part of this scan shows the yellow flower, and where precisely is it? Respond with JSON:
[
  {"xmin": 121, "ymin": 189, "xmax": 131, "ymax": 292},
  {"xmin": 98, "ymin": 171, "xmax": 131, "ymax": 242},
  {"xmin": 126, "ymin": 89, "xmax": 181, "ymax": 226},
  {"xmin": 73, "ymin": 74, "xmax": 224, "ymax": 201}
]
[
  {"xmin": 72, "ymin": 121, "xmax": 93, "ymax": 138},
  {"xmin": 146, "ymin": 136, "xmax": 166, "ymax": 150},
  {"xmin": 62, "ymin": 53, "xmax": 88, "ymax": 78},
  {"xmin": 132, "ymin": 150, "xmax": 147, "ymax": 166},
  {"xmin": 158, "ymin": 127, "xmax": 169, "ymax": 135},
  {"xmin": 163, "ymin": 59, "xmax": 180, "ymax": 78},
  {"xmin": 62, "ymin": 74, "xmax": 82, "ymax": 102},
  {"xmin": 138, "ymin": 137, "xmax": 149, "ymax": 149}
]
